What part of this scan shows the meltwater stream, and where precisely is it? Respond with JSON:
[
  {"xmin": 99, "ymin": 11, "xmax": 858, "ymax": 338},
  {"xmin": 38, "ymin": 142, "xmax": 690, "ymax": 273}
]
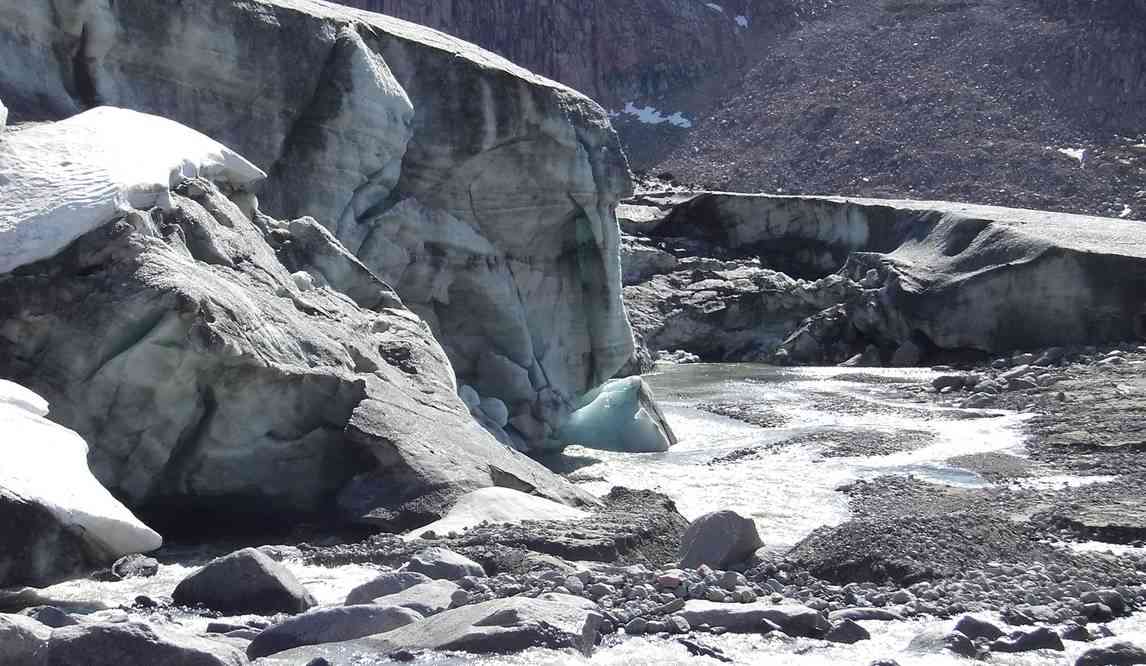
[
  {"xmin": 38, "ymin": 363, "xmax": 1146, "ymax": 665},
  {"xmin": 574, "ymin": 363, "xmax": 1029, "ymax": 549}
]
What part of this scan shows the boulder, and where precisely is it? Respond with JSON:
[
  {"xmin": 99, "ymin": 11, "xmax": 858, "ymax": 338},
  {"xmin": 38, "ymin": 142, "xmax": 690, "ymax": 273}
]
[
  {"xmin": 677, "ymin": 601, "xmax": 829, "ymax": 637},
  {"xmin": 952, "ymin": 615, "xmax": 1004, "ymax": 641},
  {"xmin": 1076, "ymin": 642, "xmax": 1146, "ymax": 666},
  {"xmin": 272, "ymin": 595, "xmax": 603, "ymax": 659},
  {"xmin": 0, "ymin": 110, "xmax": 593, "ymax": 532},
  {"xmin": 44, "ymin": 622, "xmax": 246, "ymax": 666},
  {"xmin": 829, "ymin": 608, "xmax": 902, "ymax": 623},
  {"xmin": 247, "ymin": 605, "xmax": 423, "ymax": 659},
  {"xmin": 0, "ymin": 381, "xmax": 161, "ymax": 588},
  {"xmin": 344, "ymin": 572, "xmax": 432, "ymax": 606},
  {"xmin": 556, "ymin": 377, "xmax": 676, "ymax": 453},
  {"xmin": 370, "ymin": 580, "xmax": 462, "ymax": 617},
  {"xmin": 0, "ymin": 613, "xmax": 51, "ymax": 665},
  {"xmin": 991, "ymin": 627, "xmax": 1065, "ymax": 653},
  {"xmin": 172, "ymin": 548, "xmax": 315, "ymax": 615},
  {"xmin": 403, "ymin": 548, "xmax": 485, "ymax": 581},
  {"xmin": 404, "ymin": 487, "xmax": 589, "ymax": 540},
  {"xmin": 677, "ymin": 510, "xmax": 763, "ymax": 569},
  {"xmin": 0, "ymin": 0, "xmax": 637, "ymax": 448},
  {"xmin": 825, "ymin": 619, "xmax": 870, "ymax": 644}
]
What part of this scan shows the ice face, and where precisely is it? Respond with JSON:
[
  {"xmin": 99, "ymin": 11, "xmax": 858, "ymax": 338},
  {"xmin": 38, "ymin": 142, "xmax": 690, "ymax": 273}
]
[{"xmin": 0, "ymin": 380, "xmax": 163, "ymax": 557}]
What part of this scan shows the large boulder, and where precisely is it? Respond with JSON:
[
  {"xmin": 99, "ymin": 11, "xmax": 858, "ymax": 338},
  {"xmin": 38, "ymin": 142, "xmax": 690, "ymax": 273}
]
[
  {"xmin": 1076, "ymin": 642, "xmax": 1146, "ymax": 666},
  {"xmin": 677, "ymin": 510, "xmax": 763, "ymax": 569},
  {"xmin": 0, "ymin": 613, "xmax": 51, "ymax": 665},
  {"xmin": 271, "ymin": 595, "xmax": 603, "ymax": 660},
  {"xmin": 0, "ymin": 0, "xmax": 636, "ymax": 449},
  {"xmin": 0, "ymin": 108, "xmax": 593, "ymax": 532},
  {"xmin": 402, "ymin": 548, "xmax": 485, "ymax": 581},
  {"xmin": 246, "ymin": 605, "xmax": 423, "ymax": 659},
  {"xmin": 344, "ymin": 571, "xmax": 431, "ymax": 606},
  {"xmin": 369, "ymin": 580, "xmax": 461, "ymax": 616},
  {"xmin": 172, "ymin": 548, "xmax": 316, "ymax": 615},
  {"xmin": 44, "ymin": 622, "xmax": 246, "ymax": 666},
  {"xmin": 0, "ymin": 380, "xmax": 161, "ymax": 588}
]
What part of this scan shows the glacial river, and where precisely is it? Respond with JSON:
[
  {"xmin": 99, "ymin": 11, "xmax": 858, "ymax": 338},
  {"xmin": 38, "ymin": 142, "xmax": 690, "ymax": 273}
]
[{"xmin": 40, "ymin": 363, "xmax": 1145, "ymax": 665}]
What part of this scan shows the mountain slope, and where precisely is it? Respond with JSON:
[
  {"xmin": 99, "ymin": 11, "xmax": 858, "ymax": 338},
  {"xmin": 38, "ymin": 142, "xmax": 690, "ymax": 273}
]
[{"xmin": 655, "ymin": 0, "xmax": 1146, "ymax": 218}]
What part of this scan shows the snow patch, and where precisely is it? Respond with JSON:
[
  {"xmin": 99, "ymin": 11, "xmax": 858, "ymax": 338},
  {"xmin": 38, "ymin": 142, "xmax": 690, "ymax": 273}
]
[
  {"xmin": 1120, "ymin": 204, "xmax": 1133, "ymax": 219},
  {"xmin": 736, "ymin": 15, "xmax": 750, "ymax": 28},
  {"xmin": 705, "ymin": 3, "xmax": 724, "ymax": 13},
  {"xmin": 0, "ymin": 380, "xmax": 163, "ymax": 557},
  {"xmin": 404, "ymin": 487, "xmax": 589, "ymax": 540},
  {"xmin": 622, "ymin": 102, "xmax": 694, "ymax": 129},
  {"xmin": 1057, "ymin": 147, "xmax": 1086, "ymax": 164},
  {"xmin": 0, "ymin": 106, "xmax": 265, "ymax": 274}
]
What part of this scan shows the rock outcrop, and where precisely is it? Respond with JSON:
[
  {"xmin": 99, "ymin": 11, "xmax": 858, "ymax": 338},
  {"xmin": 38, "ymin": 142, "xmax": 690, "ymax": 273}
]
[
  {"xmin": 0, "ymin": 380, "xmax": 161, "ymax": 588},
  {"xmin": 0, "ymin": 0, "xmax": 636, "ymax": 451},
  {"xmin": 0, "ymin": 108, "xmax": 592, "ymax": 533},
  {"xmin": 272, "ymin": 595, "xmax": 604, "ymax": 659},
  {"xmin": 623, "ymin": 191, "xmax": 1146, "ymax": 365}
]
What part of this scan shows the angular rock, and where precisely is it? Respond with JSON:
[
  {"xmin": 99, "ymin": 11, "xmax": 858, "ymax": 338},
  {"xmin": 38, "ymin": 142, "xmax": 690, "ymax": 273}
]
[
  {"xmin": 825, "ymin": 619, "xmax": 871, "ymax": 644},
  {"xmin": 991, "ymin": 627, "xmax": 1065, "ymax": 653},
  {"xmin": 45, "ymin": 622, "xmax": 246, "ymax": 666},
  {"xmin": 344, "ymin": 572, "xmax": 432, "ymax": 606},
  {"xmin": 0, "ymin": 613, "xmax": 50, "ymax": 665},
  {"xmin": 247, "ymin": 605, "xmax": 423, "ymax": 659},
  {"xmin": 272, "ymin": 595, "xmax": 603, "ymax": 659},
  {"xmin": 0, "ymin": 381, "xmax": 161, "ymax": 588},
  {"xmin": 677, "ymin": 601, "xmax": 829, "ymax": 637},
  {"xmin": 1076, "ymin": 642, "xmax": 1146, "ymax": 666},
  {"xmin": 371, "ymin": 580, "xmax": 461, "ymax": 616},
  {"xmin": 403, "ymin": 548, "xmax": 485, "ymax": 581},
  {"xmin": 172, "ymin": 548, "xmax": 315, "ymax": 615},
  {"xmin": 678, "ymin": 510, "xmax": 763, "ymax": 569}
]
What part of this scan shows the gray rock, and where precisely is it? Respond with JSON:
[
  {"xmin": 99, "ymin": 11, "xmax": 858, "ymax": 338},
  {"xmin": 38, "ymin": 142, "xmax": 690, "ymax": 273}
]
[
  {"xmin": 403, "ymin": 548, "xmax": 485, "ymax": 581},
  {"xmin": 678, "ymin": 601, "xmax": 828, "ymax": 637},
  {"xmin": 829, "ymin": 608, "xmax": 902, "ymax": 623},
  {"xmin": 991, "ymin": 627, "xmax": 1065, "ymax": 653},
  {"xmin": 273, "ymin": 595, "xmax": 603, "ymax": 659},
  {"xmin": 247, "ymin": 605, "xmax": 423, "ymax": 659},
  {"xmin": 344, "ymin": 572, "xmax": 432, "ymax": 605},
  {"xmin": 825, "ymin": 619, "xmax": 870, "ymax": 644},
  {"xmin": 45, "ymin": 621, "xmax": 246, "ymax": 666},
  {"xmin": 944, "ymin": 631, "xmax": 978, "ymax": 658},
  {"xmin": 0, "ymin": 614, "xmax": 50, "ymax": 665},
  {"xmin": 371, "ymin": 580, "xmax": 462, "ymax": 616},
  {"xmin": 678, "ymin": 510, "xmax": 763, "ymax": 569},
  {"xmin": 19, "ymin": 606, "xmax": 79, "ymax": 628},
  {"xmin": 953, "ymin": 615, "xmax": 1004, "ymax": 641},
  {"xmin": 172, "ymin": 548, "xmax": 315, "ymax": 615},
  {"xmin": 1076, "ymin": 642, "xmax": 1146, "ymax": 666}
]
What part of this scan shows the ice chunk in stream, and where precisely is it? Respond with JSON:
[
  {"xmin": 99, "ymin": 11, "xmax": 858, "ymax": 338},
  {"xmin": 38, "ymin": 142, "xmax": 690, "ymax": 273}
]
[{"xmin": 557, "ymin": 377, "xmax": 677, "ymax": 453}]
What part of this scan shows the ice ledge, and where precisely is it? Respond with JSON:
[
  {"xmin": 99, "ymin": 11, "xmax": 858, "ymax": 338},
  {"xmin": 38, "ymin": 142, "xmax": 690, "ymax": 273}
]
[{"xmin": 0, "ymin": 106, "xmax": 265, "ymax": 274}]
